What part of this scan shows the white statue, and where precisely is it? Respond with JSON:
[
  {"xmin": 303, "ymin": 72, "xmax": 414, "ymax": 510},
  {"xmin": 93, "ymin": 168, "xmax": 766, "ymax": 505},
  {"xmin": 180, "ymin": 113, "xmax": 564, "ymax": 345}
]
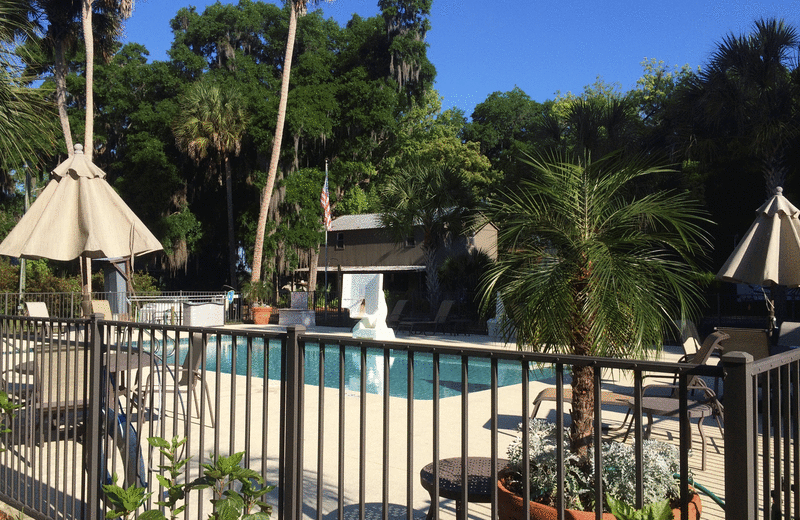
[{"xmin": 341, "ymin": 273, "xmax": 395, "ymax": 340}]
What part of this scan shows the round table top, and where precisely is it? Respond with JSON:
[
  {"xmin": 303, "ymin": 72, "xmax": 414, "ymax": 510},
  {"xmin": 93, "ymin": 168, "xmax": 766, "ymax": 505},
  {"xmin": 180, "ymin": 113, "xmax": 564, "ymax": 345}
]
[{"xmin": 419, "ymin": 456, "xmax": 509, "ymax": 503}]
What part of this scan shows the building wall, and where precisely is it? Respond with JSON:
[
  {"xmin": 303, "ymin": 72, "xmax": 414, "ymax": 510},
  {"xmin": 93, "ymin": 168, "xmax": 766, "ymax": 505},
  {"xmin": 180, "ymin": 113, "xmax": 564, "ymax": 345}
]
[
  {"xmin": 473, "ymin": 222, "xmax": 498, "ymax": 260},
  {"xmin": 320, "ymin": 222, "xmax": 498, "ymax": 269},
  {"xmin": 322, "ymin": 227, "xmax": 425, "ymax": 268}
]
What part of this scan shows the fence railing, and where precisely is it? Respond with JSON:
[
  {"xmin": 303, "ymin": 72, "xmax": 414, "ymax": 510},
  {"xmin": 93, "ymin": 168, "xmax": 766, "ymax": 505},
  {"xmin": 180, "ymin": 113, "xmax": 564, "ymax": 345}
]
[
  {"xmin": 0, "ymin": 315, "xmax": 795, "ymax": 519},
  {"xmin": 0, "ymin": 291, "xmax": 242, "ymax": 324}
]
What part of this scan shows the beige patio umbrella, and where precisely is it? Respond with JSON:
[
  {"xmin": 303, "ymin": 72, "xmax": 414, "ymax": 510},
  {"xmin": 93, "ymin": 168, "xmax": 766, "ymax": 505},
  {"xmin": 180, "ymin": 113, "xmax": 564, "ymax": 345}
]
[
  {"xmin": 717, "ymin": 186, "xmax": 800, "ymax": 329},
  {"xmin": 0, "ymin": 144, "xmax": 163, "ymax": 312}
]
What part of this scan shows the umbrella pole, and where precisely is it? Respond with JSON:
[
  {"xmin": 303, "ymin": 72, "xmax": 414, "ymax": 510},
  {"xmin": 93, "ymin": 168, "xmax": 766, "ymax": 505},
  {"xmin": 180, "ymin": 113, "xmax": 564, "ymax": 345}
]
[{"xmin": 81, "ymin": 255, "xmax": 92, "ymax": 316}]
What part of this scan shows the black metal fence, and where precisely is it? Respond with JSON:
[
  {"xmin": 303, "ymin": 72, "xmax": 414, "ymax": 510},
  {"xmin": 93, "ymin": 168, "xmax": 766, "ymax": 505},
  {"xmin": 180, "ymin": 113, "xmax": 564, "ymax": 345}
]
[{"xmin": 0, "ymin": 314, "xmax": 795, "ymax": 520}]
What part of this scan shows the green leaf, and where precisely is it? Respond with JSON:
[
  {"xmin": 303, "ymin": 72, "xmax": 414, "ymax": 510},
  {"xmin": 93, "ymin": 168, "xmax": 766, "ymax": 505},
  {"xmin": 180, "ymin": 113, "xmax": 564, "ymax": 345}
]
[
  {"xmin": 242, "ymin": 512, "xmax": 272, "ymax": 520},
  {"xmin": 137, "ymin": 510, "xmax": 168, "ymax": 520},
  {"xmin": 148, "ymin": 436, "xmax": 171, "ymax": 449}
]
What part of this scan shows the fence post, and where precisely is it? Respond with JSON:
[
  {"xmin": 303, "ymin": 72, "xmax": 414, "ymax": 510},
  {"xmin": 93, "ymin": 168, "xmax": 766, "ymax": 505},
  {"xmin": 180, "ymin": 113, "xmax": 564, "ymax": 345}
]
[
  {"xmin": 721, "ymin": 351, "xmax": 755, "ymax": 520},
  {"xmin": 84, "ymin": 314, "xmax": 105, "ymax": 519},
  {"xmin": 280, "ymin": 325, "xmax": 305, "ymax": 520}
]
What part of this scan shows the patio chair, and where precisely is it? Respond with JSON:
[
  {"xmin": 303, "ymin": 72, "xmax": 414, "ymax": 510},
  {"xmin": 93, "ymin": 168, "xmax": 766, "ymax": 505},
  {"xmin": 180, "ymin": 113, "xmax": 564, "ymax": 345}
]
[
  {"xmin": 531, "ymin": 387, "xmax": 632, "ymax": 420},
  {"xmin": 24, "ymin": 301, "xmax": 68, "ymax": 339},
  {"xmin": 136, "ymin": 332, "xmax": 214, "ymax": 428},
  {"xmin": 386, "ymin": 300, "xmax": 408, "ymax": 329},
  {"xmin": 776, "ymin": 321, "xmax": 800, "ymax": 353},
  {"xmin": 674, "ymin": 319, "xmax": 702, "ymax": 358},
  {"xmin": 622, "ymin": 330, "xmax": 729, "ymax": 470},
  {"xmin": 715, "ymin": 326, "xmax": 771, "ymax": 360},
  {"xmin": 92, "ymin": 299, "xmax": 133, "ymax": 348},
  {"xmin": 399, "ymin": 300, "xmax": 454, "ymax": 335}
]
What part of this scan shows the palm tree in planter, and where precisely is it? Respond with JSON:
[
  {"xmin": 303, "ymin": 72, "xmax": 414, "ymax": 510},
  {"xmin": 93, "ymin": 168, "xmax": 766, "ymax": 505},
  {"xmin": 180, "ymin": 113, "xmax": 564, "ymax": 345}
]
[
  {"xmin": 242, "ymin": 279, "xmax": 275, "ymax": 325},
  {"xmin": 481, "ymin": 152, "xmax": 709, "ymax": 488}
]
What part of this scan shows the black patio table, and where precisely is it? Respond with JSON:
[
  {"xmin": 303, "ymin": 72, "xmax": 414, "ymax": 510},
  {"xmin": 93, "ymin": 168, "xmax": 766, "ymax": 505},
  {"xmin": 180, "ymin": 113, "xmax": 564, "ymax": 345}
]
[{"xmin": 419, "ymin": 456, "xmax": 509, "ymax": 520}]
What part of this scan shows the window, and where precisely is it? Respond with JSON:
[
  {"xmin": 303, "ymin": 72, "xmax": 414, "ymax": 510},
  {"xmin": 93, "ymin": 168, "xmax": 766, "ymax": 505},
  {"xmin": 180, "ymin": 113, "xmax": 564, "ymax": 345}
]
[
  {"xmin": 336, "ymin": 232, "xmax": 345, "ymax": 250},
  {"xmin": 404, "ymin": 236, "xmax": 416, "ymax": 248}
]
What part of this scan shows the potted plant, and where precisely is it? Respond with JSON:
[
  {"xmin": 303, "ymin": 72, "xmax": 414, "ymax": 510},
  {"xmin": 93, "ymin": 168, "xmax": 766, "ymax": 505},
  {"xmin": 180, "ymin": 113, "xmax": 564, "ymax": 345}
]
[
  {"xmin": 242, "ymin": 280, "xmax": 274, "ymax": 325},
  {"xmin": 497, "ymin": 419, "xmax": 701, "ymax": 520}
]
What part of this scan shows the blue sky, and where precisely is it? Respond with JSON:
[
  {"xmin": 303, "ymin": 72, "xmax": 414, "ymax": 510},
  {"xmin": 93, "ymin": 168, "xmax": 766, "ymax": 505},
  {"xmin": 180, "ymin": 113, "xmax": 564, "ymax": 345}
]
[{"xmin": 122, "ymin": 0, "xmax": 800, "ymax": 118}]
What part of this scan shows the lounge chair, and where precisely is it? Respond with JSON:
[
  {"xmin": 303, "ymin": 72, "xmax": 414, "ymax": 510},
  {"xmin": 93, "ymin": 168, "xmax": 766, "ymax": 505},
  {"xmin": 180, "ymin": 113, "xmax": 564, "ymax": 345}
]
[
  {"xmin": 622, "ymin": 330, "xmax": 729, "ymax": 471},
  {"xmin": 386, "ymin": 300, "xmax": 408, "ymax": 329},
  {"xmin": 398, "ymin": 300, "xmax": 454, "ymax": 335}
]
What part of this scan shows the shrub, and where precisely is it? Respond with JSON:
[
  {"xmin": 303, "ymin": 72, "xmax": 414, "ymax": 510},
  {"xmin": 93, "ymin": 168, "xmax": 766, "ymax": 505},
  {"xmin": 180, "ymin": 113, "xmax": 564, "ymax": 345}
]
[{"xmin": 506, "ymin": 419, "xmax": 682, "ymax": 511}]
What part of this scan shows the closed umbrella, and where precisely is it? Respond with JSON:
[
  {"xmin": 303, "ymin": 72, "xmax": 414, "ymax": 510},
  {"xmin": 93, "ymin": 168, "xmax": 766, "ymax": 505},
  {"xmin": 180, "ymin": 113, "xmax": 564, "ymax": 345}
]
[
  {"xmin": 717, "ymin": 186, "xmax": 800, "ymax": 329},
  {"xmin": 0, "ymin": 144, "xmax": 163, "ymax": 312}
]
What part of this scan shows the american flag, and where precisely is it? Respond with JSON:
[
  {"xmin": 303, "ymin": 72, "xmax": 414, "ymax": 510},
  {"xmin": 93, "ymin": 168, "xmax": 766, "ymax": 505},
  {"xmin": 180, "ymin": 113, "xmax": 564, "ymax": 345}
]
[{"xmin": 320, "ymin": 172, "xmax": 332, "ymax": 231}]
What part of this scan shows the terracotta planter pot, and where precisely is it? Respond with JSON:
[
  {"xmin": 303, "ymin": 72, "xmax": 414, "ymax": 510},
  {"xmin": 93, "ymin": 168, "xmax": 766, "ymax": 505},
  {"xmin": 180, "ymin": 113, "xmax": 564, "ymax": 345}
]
[
  {"xmin": 252, "ymin": 306, "xmax": 272, "ymax": 325},
  {"xmin": 497, "ymin": 474, "xmax": 701, "ymax": 520}
]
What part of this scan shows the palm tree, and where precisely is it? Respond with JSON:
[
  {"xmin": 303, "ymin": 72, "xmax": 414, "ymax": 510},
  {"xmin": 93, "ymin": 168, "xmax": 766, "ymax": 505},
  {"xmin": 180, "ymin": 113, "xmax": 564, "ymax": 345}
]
[
  {"xmin": 379, "ymin": 162, "xmax": 474, "ymax": 310},
  {"xmin": 26, "ymin": 0, "xmax": 81, "ymax": 156},
  {"xmin": 250, "ymin": 0, "xmax": 332, "ymax": 284},
  {"xmin": 81, "ymin": 0, "xmax": 132, "ymax": 159},
  {"xmin": 0, "ymin": 0, "xmax": 57, "ymax": 178},
  {"xmin": 684, "ymin": 18, "xmax": 799, "ymax": 197},
  {"xmin": 481, "ymin": 152, "xmax": 710, "ymax": 465},
  {"xmin": 25, "ymin": 0, "xmax": 129, "ymax": 157},
  {"xmin": 173, "ymin": 81, "xmax": 249, "ymax": 288}
]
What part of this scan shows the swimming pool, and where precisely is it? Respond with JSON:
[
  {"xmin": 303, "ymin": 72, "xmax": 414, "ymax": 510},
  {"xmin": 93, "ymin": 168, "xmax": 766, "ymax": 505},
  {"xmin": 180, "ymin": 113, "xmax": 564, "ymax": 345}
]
[{"xmin": 157, "ymin": 336, "xmax": 543, "ymax": 400}]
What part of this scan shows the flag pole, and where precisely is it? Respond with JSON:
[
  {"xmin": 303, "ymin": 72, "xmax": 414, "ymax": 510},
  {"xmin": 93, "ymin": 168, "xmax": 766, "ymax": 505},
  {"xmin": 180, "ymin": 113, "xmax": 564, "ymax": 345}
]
[{"xmin": 324, "ymin": 159, "xmax": 330, "ymax": 314}]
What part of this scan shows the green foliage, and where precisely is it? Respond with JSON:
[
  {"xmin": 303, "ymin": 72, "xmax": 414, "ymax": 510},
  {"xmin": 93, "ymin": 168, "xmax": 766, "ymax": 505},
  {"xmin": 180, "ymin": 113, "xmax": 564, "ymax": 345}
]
[
  {"xmin": 483, "ymin": 152, "xmax": 711, "ymax": 460},
  {"xmin": 104, "ymin": 437, "xmax": 273, "ymax": 520},
  {"xmin": 198, "ymin": 452, "xmax": 274, "ymax": 520},
  {"xmin": 277, "ymin": 168, "xmax": 326, "ymax": 251},
  {"xmin": 0, "ymin": 259, "xmax": 82, "ymax": 294},
  {"xmin": 379, "ymin": 161, "xmax": 475, "ymax": 306},
  {"xmin": 463, "ymin": 86, "xmax": 542, "ymax": 185},
  {"xmin": 241, "ymin": 279, "xmax": 274, "ymax": 306},
  {"xmin": 161, "ymin": 206, "xmax": 203, "ymax": 257},
  {"xmin": 606, "ymin": 494, "xmax": 673, "ymax": 520},
  {"xmin": 483, "ymin": 152, "xmax": 710, "ymax": 358},
  {"xmin": 0, "ymin": 192, "xmax": 25, "ymax": 243},
  {"xmin": 0, "ymin": 389, "xmax": 22, "ymax": 453},
  {"xmin": 378, "ymin": 0, "xmax": 435, "ymax": 105},
  {"xmin": 506, "ymin": 419, "xmax": 682, "ymax": 512},
  {"xmin": 336, "ymin": 186, "xmax": 365, "ymax": 215},
  {"xmin": 438, "ymin": 250, "xmax": 493, "ymax": 318},
  {"xmin": 131, "ymin": 272, "xmax": 162, "ymax": 294},
  {"xmin": 103, "ymin": 474, "xmax": 153, "ymax": 520},
  {"xmin": 633, "ymin": 58, "xmax": 696, "ymax": 124},
  {"xmin": 0, "ymin": 0, "xmax": 59, "ymax": 180}
]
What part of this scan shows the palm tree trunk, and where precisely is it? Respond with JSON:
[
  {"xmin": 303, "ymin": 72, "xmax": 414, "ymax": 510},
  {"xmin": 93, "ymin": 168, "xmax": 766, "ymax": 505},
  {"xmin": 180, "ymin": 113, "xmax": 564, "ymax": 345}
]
[
  {"xmin": 251, "ymin": 1, "xmax": 299, "ymax": 283},
  {"xmin": 53, "ymin": 41, "xmax": 73, "ymax": 156},
  {"xmin": 82, "ymin": 0, "xmax": 93, "ymax": 159},
  {"xmin": 225, "ymin": 156, "xmax": 237, "ymax": 289},
  {"xmin": 569, "ymin": 314, "xmax": 594, "ymax": 467},
  {"xmin": 422, "ymin": 245, "xmax": 441, "ymax": 311}
]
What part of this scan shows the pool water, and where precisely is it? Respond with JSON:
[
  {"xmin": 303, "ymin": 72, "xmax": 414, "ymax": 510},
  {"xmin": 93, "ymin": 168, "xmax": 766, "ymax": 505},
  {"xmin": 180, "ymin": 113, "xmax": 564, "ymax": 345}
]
[{"xmin": 156, "ymin": 336, "xmax": 543, "ymax": 400}]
